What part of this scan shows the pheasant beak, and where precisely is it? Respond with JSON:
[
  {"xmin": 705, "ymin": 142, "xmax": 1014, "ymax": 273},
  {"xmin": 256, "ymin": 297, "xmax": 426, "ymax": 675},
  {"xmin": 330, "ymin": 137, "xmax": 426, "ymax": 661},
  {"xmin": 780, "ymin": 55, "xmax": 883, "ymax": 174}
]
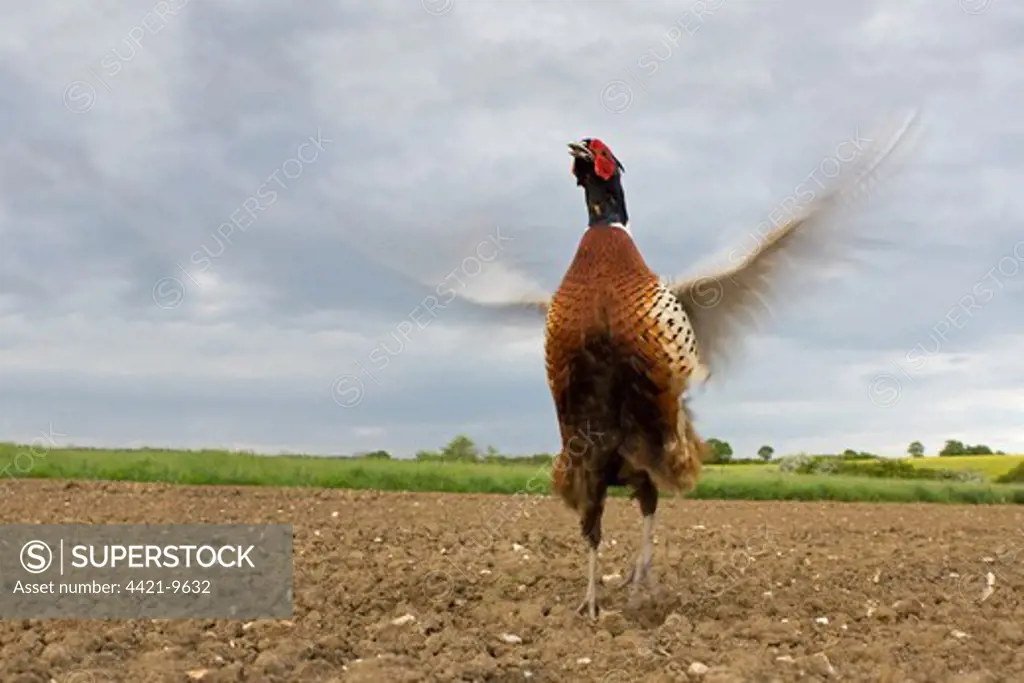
[{"xmin": 568, "ymin": 141, "xmax": 593, "ymax": 160}]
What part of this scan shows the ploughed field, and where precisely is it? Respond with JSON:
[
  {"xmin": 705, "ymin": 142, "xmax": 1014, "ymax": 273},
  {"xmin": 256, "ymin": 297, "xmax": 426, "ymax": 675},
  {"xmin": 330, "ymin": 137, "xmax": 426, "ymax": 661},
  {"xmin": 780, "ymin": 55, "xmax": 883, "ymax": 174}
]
[{"xmin": 1, "ymin": 479, "xmax": 1022, "ymax": 683}]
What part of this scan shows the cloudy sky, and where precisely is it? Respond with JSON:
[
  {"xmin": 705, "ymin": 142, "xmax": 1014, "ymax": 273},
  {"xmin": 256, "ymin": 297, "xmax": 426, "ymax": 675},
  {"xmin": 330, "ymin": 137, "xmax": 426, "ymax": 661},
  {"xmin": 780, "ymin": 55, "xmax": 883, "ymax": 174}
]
[{"xmin": 2, "ymin": 0, "xmax": 1023, "ymax": 459}]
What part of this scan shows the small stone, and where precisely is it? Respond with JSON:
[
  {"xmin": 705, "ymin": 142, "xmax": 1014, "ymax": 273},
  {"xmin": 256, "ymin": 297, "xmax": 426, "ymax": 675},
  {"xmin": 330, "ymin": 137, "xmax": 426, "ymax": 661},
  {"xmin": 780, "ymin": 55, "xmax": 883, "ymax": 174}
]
[
  {"xmin": 951, "ymin": 629, "xmax": 969, "ymax": 639},
  {"xmin": 777, "ymin": 656, "xmax": 796, "ymax": 664},
  {"xmin": 187, "ymin": 670, "xmax": 209, "ymax": 681},
  {"xmin": 391, "ymin": 614, "xmax": 416, "ymax": 627},
  {"xmin": 331, "ymin": 511, "xmax": 339, "ymax": 518},
  {"xmin": 373, "ymin": 537, "xmax": 382, "ymax": 543},
  {"xmin": 808, "ymin": 653, "xmax": 837, "ymax": 678},
  {"xmin": 981, "ymin": 572, "xmax": 996, "ymax": 602},
  {"xmin": 499, "ymin": 633, "xmax": 522, "ymax": 644},
  {"xmin": 602, "ymin": 573, "xmax": 621, "ymax": 583},
  {"xmin": 814, "ymin": 617, "xmax": 829, "ymax": 625},
  {"xmin": 577, "ymin": 657, "xmax": 592, "ymax": 665},
  {"xmin": 512, "ymin": 543, "xmax": 525, "ymax": 552},
  {"xmin": 688, "ymin": 662, "xmax": 710, "ymax": 676}
]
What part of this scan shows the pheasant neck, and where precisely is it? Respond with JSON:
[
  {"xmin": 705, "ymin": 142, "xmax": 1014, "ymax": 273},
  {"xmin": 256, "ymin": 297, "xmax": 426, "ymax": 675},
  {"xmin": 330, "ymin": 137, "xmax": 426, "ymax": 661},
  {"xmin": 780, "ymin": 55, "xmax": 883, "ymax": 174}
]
[{"xmin": 583, "ymin": 177, "xmax": 628, "ymax": 228}]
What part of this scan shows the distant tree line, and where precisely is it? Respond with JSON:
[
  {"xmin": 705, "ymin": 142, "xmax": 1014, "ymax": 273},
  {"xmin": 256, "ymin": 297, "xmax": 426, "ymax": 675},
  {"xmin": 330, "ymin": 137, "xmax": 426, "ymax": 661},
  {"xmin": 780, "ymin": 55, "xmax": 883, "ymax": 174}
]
[
  {"xmin": 359, "ymin": 437, "xmax": 794, "ymax": 464},
  {"xmin": 413, "ymin": 435, "xmax": 555, "ymax": 466},
  {"xmin": 349, "ymin": 436, "xmax": 1011, "ymax": 463},
  {"xmin": 937, "ymin": 440, "xmax": 1004, "ymax": 456},
  {"xmin": 903, "ymin": 440, "xmax": 1006, "ymax": 458}
]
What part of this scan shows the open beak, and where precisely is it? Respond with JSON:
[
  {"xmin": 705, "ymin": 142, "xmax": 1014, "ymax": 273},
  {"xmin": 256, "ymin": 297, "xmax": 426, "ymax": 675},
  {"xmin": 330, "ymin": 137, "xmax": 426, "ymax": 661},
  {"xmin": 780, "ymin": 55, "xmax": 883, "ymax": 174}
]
[{"xmin": 568, "ymin": 141, "xmax": 593, "ymax": 160}]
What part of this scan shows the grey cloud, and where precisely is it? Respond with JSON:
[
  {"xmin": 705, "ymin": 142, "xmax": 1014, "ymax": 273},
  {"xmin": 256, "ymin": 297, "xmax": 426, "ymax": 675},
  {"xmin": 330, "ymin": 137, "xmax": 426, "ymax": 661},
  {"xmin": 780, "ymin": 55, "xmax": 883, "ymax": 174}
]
[{"xmin": 2, "ymin": 0, "xmax": 1023, "ymax": 458}]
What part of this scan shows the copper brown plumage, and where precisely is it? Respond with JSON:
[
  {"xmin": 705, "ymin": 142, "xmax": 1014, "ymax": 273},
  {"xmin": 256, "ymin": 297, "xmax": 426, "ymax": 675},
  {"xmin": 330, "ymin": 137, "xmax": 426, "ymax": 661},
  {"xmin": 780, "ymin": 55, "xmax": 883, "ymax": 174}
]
[
  {"xmin": 437, "ymin": 113, "xmax": 921, "ymax": 620},
  {"xmin": 545, "ymin": 224, "xmax": 706, "ymax": 498}
]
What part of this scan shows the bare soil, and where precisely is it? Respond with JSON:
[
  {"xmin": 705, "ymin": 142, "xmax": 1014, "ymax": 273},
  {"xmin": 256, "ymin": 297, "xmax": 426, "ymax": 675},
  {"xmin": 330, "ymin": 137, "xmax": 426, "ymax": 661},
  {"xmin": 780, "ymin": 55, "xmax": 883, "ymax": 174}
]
[{"xmin": 1, "ymin": 479, "xmax": 1023, "ymax": 682}]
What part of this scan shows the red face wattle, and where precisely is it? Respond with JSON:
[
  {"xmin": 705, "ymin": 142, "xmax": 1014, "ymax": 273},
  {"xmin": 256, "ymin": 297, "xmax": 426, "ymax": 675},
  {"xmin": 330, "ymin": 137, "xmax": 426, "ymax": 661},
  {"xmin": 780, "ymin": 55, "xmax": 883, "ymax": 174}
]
[{"xmin": 586, "ymin": 139, "xmax": 618, "ymax": 181}]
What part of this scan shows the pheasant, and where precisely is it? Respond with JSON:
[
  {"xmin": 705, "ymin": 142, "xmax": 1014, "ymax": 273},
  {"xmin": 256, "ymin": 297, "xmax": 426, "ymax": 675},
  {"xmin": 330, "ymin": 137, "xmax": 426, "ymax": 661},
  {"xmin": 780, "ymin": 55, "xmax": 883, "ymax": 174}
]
[
  {"xmin": 442, "ymin": 113, "xmax": 920, "ymax": 619},
  {"xmin": 543, "ymin": 137, "xmax": 712, "ymax": 618}
]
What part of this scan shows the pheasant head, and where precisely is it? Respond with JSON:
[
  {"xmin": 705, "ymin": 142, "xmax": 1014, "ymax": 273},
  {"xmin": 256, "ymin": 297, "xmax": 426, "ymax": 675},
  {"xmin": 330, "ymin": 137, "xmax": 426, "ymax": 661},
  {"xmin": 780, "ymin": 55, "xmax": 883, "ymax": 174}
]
[{"xmin": 568, "ymin": 138, "xmax": 628, "ymax": 229}]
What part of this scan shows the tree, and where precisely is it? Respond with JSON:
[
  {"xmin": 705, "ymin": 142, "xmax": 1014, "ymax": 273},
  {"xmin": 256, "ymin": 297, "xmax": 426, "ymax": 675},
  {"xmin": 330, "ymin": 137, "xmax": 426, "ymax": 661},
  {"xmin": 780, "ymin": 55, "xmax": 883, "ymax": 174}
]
[
  {"xmin": 907, "ymin": 441, "xmax": 925, "ymax": 458},
  {"xmin": 441, "ymin": 434, "xmax": 480, "ymax": 463},
  {"xmin": 939, "ymin": 440, "xmax": 993, "ymax": 456},
  {"xmin": 706, "ymin": 438, "xmax": 733, "ymax": 463},
  {"xmin": 939, "ymin": 439, "xmax": 964, "ymax": 456},
  {"xmin": 757, "ymin": 445, "xmax": 774, "ymax": 461},
  {"xmin": 362, "ymin": 450, "xmax": 392, "ymax": 460}
]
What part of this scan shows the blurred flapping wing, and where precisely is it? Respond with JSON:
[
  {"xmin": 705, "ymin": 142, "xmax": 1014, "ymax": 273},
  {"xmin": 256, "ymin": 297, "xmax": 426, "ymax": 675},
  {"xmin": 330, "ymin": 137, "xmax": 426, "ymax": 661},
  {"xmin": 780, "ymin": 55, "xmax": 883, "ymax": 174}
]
[{"xmin": 667, "ymin": 109, "xmax": 922, "ymax": 382}]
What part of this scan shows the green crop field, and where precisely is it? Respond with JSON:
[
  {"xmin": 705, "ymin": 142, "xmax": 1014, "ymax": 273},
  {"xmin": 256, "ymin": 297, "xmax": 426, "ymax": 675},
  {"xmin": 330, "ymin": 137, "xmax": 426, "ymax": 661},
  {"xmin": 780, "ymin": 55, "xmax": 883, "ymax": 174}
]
[
  {"xmin": 1, "ymin": 443, "xmax": 1023, "ymax": 505},
  {"xmin": 906, "ymin": 455, "xmax": 1024, "ymax": 478}
]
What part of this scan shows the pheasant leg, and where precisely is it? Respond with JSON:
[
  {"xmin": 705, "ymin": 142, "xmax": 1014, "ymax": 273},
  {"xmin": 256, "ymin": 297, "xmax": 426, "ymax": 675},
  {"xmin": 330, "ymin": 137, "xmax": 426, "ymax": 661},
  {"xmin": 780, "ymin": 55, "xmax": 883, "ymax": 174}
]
[
  {"xmin": 576, "ymin": 489, "xmax": 606, "ymax": 620},
  {"xmin": 620, "ymin": 475, "xmax": 661, "ymax": 606},
  {"xmin": 618, "ymin": 513, "xmax": 657, "ymax": 595},
  {"xmin": 575, "ymin": 547, "xmax": 599, "ymax": 619}
]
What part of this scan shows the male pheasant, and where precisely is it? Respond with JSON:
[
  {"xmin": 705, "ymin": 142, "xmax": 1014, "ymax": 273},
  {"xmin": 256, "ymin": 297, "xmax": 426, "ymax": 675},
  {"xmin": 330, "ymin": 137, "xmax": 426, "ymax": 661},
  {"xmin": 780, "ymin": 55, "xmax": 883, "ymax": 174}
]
[
  {"xmin": 444, "ymin": 114, "xmax": 920, "ymax": 619},
  {"xmin": 545, "ymin": 138, "xmax": 711, "ymax": 618}
]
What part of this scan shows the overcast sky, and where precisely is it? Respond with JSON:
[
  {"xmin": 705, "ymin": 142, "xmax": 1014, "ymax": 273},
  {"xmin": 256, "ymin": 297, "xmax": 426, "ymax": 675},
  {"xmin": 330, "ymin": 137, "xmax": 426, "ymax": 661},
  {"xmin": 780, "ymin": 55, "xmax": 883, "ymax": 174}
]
[{"xmin": 2, "ymin": 0, "xmax": 1023, "ymax": 459}]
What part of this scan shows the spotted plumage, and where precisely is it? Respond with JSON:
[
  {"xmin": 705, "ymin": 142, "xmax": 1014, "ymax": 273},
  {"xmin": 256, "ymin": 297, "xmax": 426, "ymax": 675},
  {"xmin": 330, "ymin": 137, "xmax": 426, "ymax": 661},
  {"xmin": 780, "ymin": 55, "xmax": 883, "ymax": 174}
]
[{"xmin": 440, "ymin": 115, "xmax": 920, "ymax": 620}]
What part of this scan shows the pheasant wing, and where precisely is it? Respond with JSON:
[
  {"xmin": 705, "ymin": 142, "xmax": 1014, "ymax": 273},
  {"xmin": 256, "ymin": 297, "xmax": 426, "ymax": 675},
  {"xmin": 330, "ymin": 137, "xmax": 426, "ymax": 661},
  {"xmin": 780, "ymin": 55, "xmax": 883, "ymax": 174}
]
[
  {"xmin": 413, "ymin": 268, "xmax": 551, "ymax": 322},
  {"xmin": 359, "ymin": 220, "xmax": 554, "ymax": 323},
  {"xmin": 667, "ymin": 109, "xmax": 922, "ymax": 381}
]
